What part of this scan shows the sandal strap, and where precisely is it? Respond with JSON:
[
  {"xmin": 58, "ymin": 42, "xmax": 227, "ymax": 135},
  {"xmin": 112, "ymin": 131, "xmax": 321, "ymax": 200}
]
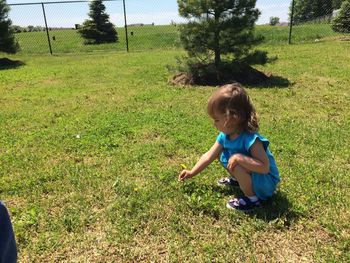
[
  {"xmin": 228, "ymin": 196, "xmax": 260, "ymax": 211},
  {"xmin": 218, "ymin": 177, "xmax": 239, "ymax": 186}
]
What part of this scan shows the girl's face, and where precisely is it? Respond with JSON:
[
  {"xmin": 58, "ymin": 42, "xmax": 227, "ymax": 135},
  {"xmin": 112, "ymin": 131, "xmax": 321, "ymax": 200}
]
[{"xmin": 211, "ymin": 112, "xmax": 239, "ymax": 135}]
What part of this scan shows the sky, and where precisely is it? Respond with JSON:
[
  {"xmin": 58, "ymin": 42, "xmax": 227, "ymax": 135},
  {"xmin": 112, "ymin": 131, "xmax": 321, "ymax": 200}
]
[{"xmin": 7, "ymin": 0, "xmax": 291, "ymax": 28}]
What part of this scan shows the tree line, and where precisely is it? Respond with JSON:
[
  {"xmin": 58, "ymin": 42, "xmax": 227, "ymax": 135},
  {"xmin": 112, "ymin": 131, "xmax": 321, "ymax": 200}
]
[{"xmin": 292, "ymin": 0, "xmax": 347, "ymax": 24}]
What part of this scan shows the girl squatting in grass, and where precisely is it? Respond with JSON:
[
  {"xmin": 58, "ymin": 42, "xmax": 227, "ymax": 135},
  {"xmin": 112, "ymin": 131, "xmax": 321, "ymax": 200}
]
[{"xmin": 178, "ymin": 83, "xmax": 280, "ymax": 212}]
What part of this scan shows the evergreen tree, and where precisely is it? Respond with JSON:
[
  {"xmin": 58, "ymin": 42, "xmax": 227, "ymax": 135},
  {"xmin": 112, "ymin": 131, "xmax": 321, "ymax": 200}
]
[
  {"xmin": 332, "ymin": 0, "xmax": 350, "ymax": 33},
  {"xmin": 292, "ymin": 0, "xmax": 335, "ymax": 23},
  {"xmin": 314, "ymin": 0, "xmax": 334, "ymax": 18},
  {"xmin": 333, "ymin": 0, "xmax": 345, "ymax": 9},
  {"xmin": 0, "ymin": 0, "xmax": 18, "ymax": 53},
  {"xmin": 292, "ymin": 0, "xmax": 313, "ymax": 24},
  {"xmin": 78, "ymin": 0, "xmax": 117, "ymax": 44},
  {"xmin": 178, "ymin": 0, "xmax": 263, "ymax": 68}
]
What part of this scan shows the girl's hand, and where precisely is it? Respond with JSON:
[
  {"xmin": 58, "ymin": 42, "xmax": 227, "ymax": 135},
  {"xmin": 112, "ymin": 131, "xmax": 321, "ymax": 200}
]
[
  {"xmin": 178, "ymin": 170, "xmax": 193, "ymax": 182},
  {"xmin": 227, "ymin": 154, "xmax": 242, "ymax": 172}
]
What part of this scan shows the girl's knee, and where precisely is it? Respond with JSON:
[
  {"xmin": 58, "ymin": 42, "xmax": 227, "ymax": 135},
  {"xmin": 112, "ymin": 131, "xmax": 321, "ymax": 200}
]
[{"xmin": 229, "ymin": 164, "xmax": 250, "ymax": 176}]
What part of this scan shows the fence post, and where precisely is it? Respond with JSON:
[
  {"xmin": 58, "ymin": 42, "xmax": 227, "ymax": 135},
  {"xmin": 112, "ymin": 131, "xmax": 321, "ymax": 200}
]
[
  {"xmin": 122, "ymin": 0, "xmax": 129, "ymax": 52},
  {"xmin": 41, "ymin": 3, "xmax": 53, "ymax": 55},
  {"xmin": 289, "ymin": 0, "xmax": 295, "ymax": 44}
]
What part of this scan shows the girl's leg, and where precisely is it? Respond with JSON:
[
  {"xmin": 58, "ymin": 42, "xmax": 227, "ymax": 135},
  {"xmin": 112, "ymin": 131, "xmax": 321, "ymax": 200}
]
[
  {"xmin": 228, "ymin": 165, "xmax": 255, "ymax": 197},
  {"xmin": 0, "ymin": 201, "xmax": 17, "ymax": 263}
]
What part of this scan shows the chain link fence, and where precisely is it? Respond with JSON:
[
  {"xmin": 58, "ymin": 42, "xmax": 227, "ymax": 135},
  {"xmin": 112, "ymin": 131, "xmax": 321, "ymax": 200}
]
[
  {"xmin": 7, "ymin": 0, "xmax": 349, "ymax": 55},
  {"xmin": 8, "ymin": 0, "xmax": 182, "ymax": 54},
  {"xmin": 288, "ymin": 0, "xmax": 349, "ymax": 43}
]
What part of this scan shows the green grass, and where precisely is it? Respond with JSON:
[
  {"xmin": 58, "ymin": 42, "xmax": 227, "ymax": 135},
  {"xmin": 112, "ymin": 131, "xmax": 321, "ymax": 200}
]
[
  {"xmin": 257, "ymin": 23, "xmax": 347, "ymax": 44},
  {"xmin": 14, "ymin": 23, "xmax": 348, "ymax": 54},
  {"xmin": 1, "ymin": 40, "xmax": 350, "ymax": 261},
  {"xmin": 14, "ymin": 25, "xmax": 181, "ymax": 54}
]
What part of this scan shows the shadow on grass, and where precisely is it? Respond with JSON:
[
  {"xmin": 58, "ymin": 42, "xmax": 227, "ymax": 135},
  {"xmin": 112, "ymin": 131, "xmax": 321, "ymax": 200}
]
[
  {"xmin": 180, "ymin": 181, "xmax": 300, "ymax": 226},
  {"xmin": 0, "ymin": 58, "xmax": 25, "ymax": 70},
  {"xmin": 251, "ymin": 191, "xmax": 300, "ymax": 225},
  {"xmin": 212, "ymin": 185, "xmax": 300, "ymax": 225},
  {"xmin": 250, "ymin": 75, "xmax": 292, "ymax": 89}
]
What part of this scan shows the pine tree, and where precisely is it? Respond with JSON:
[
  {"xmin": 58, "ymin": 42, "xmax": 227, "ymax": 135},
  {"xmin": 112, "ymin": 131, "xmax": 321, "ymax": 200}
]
[
  {"xmin": 314, "ymin": 0, "xmax": 333, "ymax": 18},
  {"xmin": 332, "ymin": 0, "xmax": 350, "ymax": 33},
  {"xmin": 78, "ymin": 0, "xmax": 117, "ymax": 44},
  {"xmin": 292, "ymin": 0, "xmax": 316, "ymax": 23},
  {"xmin": 292, "ymin": 0, "xmax": 335, "ymax": 24},
  {"xmin": 333, "ymin": 0, "xmax": 345, "ymax": 9},
  {"xmin": 0, "ymin": 0, "xmax": 18, "ymax": 53},
  {"xmin": 178, "ymin": 0, "xmax": 264, "ymax": 68}
]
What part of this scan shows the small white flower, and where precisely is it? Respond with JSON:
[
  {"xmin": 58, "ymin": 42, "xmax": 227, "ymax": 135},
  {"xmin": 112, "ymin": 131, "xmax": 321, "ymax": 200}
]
[{"xmin": 76, "ymin": 134, "xmax": 81, "ymax": 139}]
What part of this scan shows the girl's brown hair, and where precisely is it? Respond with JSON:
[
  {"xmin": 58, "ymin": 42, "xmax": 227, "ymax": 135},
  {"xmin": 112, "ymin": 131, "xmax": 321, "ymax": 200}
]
[{"xmin": 207, "ymin": 83, "xmax": 259, "ymax": 133}]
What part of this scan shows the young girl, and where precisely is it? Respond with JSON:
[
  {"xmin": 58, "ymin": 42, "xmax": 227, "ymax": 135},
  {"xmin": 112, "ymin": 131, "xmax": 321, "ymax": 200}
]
[{"xmin": 178, "ymin": 83, "xmax": 280, "ymax": 212}]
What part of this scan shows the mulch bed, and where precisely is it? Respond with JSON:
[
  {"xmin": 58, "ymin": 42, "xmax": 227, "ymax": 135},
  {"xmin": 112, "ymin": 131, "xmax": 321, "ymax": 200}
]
[{"xmin": 170, "ymin": 63, "xmax": 269, "ymax": 86}]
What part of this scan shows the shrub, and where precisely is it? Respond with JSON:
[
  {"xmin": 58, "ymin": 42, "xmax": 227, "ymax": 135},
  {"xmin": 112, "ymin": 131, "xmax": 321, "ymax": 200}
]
[{"xmin": 332, "ymin": 0, "xmax": 350, "ymax": 33}]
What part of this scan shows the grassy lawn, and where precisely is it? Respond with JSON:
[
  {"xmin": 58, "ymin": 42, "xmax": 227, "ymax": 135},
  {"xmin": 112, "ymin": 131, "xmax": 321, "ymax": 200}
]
[
  {"xmin": 14, "ymin": 25, "xmax": 181, "ymax": 54},
  {"xmin": 256, "ymin": 23, "xmax": 347, "ymax": 44},
  {"xmin": 14, "ymin": 23, "xmax": 347, "ymax": 54},
  {"xmin": 1, "ymin": 40, "xmax": 349, "ymax": 261}
]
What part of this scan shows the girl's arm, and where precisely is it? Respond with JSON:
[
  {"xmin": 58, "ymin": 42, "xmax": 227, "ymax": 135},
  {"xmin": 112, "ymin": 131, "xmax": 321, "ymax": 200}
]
[
  {"xmin": 227, "ymin": 140, "xmax": 270, "ymax": 174},
  {"xmin": 178, "ymin": 141, "xmax": 223, "ymax": 181}
]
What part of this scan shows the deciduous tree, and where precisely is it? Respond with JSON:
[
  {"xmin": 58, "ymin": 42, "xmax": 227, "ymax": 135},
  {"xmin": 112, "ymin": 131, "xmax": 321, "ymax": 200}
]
[{"xmin": 269, "ymin": 17, "xmax": 280, "ymax": 26}]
